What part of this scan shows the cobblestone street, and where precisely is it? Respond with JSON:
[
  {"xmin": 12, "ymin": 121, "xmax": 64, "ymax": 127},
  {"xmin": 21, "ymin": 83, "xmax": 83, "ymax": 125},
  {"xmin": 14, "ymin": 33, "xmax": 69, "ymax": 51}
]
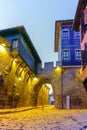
[{"xmin": 0, "ymin": 106, "xmax": 87, "ymax": 130}]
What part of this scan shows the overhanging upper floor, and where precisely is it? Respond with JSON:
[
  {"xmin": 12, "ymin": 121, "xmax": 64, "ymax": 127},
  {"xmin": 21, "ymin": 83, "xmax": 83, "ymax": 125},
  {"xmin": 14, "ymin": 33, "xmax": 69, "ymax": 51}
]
[{"xmin": 0, "ymin": 26, "xmax": 42, "ymax": 73}]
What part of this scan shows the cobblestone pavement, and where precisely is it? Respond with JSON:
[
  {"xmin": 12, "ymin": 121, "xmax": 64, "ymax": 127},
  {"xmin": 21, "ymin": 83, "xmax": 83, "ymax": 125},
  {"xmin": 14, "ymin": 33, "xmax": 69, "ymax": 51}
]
[{"xmin": 0, "ymin": 106, "xmax": 87, "ymax": 130}]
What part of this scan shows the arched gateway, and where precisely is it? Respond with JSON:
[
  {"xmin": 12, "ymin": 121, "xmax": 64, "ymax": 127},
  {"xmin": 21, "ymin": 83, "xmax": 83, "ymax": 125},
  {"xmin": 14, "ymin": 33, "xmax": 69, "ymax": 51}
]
[{"xmin": 33, "ymin": 62, "xmax": 63, "ymax": 108}]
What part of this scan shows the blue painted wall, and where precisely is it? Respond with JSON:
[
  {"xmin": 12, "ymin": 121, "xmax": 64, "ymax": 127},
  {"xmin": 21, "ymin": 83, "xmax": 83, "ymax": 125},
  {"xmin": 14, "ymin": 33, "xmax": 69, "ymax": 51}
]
[
  {"xmin": 19, "ymin": 37, "xmax": 35, "ymax": 71},
  {"xmin": 3, "ymin": 34, "xmax": 36, "ymax": 72},
  {"xmin": 61, "ymin": 25, "xmax": 81, "ymax": 66}
]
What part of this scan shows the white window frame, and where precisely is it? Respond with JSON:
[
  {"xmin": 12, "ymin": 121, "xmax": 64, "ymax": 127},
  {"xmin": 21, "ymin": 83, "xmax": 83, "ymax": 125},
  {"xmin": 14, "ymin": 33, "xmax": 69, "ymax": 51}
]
[
  {"xmin": 62, "ymin": 29, "xmax": 69, "ymax": 39},
  {"xmin": 62, "ymin": 49, "xmax": 70, "ymax": 61},
  {"xmin": 75, "ymin": 49, "xmax": 81, "ymax": 60},
  {"xmin": 12, "ymin": 39, "xmax": 19, "ymax": 48},
  {"xmin": 74, "ymin": 31, "xmax": 80, "ymax": 39}
]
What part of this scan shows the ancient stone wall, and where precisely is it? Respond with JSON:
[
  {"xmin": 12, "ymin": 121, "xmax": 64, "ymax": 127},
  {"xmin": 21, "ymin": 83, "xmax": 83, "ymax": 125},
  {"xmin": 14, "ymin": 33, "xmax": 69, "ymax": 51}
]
[
  {"xmin": 38, "ymin": 62, "xmax": 87, "ymax": 109},
  {"xmin": 62, "ymin": 67, "xmax": 87, "ymax": 109}
]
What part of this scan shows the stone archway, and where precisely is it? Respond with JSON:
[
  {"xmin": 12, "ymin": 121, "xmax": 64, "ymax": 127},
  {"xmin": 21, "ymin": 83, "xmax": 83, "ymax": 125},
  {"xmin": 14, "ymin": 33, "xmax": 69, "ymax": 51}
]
[
  {"xmin": 36, "ymin": 64, "xmax": 87, "ymax": 109},
  {"xmin": 33, "ymin": 75, "xmax": 62, "ymax": 109}
]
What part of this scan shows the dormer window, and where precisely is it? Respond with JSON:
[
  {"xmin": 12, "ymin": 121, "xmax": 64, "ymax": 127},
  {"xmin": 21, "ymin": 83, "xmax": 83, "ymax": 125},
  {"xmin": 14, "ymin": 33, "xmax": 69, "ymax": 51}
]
[
  {"xmin": 12, "ymin": 39, "xmax": 19, "ymax": 48},
  {"xmin": 62, "ymin": 29, "xmax": 69, "ymax": 39}
]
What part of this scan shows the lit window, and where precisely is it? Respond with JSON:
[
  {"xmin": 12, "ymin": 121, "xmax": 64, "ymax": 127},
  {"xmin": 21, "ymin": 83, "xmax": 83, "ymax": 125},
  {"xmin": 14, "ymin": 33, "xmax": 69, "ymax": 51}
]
[
  {"xmin": 74, "ymin": 31, "xmax": 80, "ymax": 39},
  {"xmin": 62, "ymin": 29, "xmax": 69, "ymax": 39},
  {"xmin": 12, "ymin": 39, "xmax": 18, "ymax": 48},
  {"xmin": 75, "ymin": 50, "xmax": 81, "ymax": 60},
  {"xmin": 63, "ymin": 50, "xmax": 70, "ymax": 60}
]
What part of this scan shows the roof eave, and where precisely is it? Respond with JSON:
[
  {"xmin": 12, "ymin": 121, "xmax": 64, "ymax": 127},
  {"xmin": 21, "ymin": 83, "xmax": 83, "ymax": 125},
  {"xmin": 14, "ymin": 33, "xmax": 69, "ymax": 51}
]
[
  {"xmin": 73, "ymin": 0, "xmax": 87, "ymax": 31},
  {"xmin": 0, "ymin": 26, "xmax": 42, "ymax": 63},
  {"xmin": 18, "ymin": 26, "xmax": 42, "ymax": 63}
]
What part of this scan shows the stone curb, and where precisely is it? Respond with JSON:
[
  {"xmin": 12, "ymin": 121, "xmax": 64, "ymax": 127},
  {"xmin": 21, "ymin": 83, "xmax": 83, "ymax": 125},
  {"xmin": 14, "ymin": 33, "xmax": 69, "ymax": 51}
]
[
  {"xmin": 0, "ymin": 105, "xmax": 53, "ymax": 114},
  {"xmin": 0, "ymin": 107, "xmax": 35, "ymax": 114}
]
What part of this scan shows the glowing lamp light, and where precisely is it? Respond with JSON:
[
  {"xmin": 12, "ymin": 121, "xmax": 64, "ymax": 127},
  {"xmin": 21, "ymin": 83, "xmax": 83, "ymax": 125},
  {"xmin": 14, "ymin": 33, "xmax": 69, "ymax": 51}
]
[
  {"xmin": 33, "ymin": 77, "xmax": 38, "ymax": 82},
  {"xmin": 14, "ymin": 58, "xmax": 18, "ymax": 62},
  {"xmin": 56, "ymin": 66, "xmax": 61, "ymax": 71},
  {"xmin": 55, "ymin": 66, "xmax": 62, "ymax": 72},
  {"xmin": 79, "ymin": 68, "xmax": 82, "ymax": 75},
  {"xmin": 13, "ymin": 60, "xmax": 16, "ymax": 64},
  {"xmin": 13, "ymin": 59, "xmax": 19, "ymax": 66},
  {"xmin": 2, "ymin": 43, "xmax": 6, "ymax": 47},
  {"xmin": 32, "ymin": 77, "xmax": 39, "ymax": 85},
  {"xmin": 18, "ymin": 77, "xmax": 22, "ymax": 81},
  {"xmin": 0, "ymin": 45, "xmax": 6, "ymax": 52}
]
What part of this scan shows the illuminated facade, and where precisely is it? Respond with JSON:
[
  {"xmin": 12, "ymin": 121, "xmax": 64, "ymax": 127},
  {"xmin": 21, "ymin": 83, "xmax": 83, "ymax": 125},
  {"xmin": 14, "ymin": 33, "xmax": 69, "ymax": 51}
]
[
  {"xmin": 0, "ymin": 26, "xmax": 41, "ymax": 73},
  {"xmin": 0, "ymin": 26, "xmax": 50, "ymax": 108}
]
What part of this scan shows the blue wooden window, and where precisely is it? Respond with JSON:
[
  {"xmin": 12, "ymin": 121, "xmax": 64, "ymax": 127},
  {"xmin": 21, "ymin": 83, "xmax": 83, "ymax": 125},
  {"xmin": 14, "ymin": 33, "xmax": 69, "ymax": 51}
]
[
  {"xmin": 75, "ymin": 50, "xmax": 81, "ymax": 60},
  {"xmin": 62, "ymin": 29, "xmax": 69, "ymax": 39},
  {"xmin": 74, "ymin": 31, "xmax": 80, "ymax": 39},
  {"xmin": 63, "ymin": 50, "xmax": 70, "ymax": 60},
  {"xmin": 12, "ymin": 39, "xmax": 19, "ymax": 48}
]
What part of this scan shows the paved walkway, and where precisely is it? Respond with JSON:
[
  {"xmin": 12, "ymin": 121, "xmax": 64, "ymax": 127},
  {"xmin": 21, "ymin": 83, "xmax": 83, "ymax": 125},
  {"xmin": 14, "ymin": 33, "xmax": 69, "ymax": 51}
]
[{"xmin": 0, "ymin": 106, "xmax": 87, "ymax": 130}]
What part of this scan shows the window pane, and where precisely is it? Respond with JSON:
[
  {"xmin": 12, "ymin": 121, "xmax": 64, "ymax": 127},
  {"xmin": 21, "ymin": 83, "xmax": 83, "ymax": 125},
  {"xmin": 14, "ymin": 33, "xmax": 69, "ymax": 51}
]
[
  {"xmin": 63, "ymin": 50, "xmax": 69, "ymax": 60},
  {"xmin": 76, "ymin": 50, "xmax": 81, "ymax": 60},
  {"xmin": 12, "ymin": 39, "xmax": 18, "ymax": 48},
  {"xmin": 62, "ymin": 29, "xmax": 69, "ymax": 39},
  {"xmin": 74, "ymin": 31, "xmax": 80, "ymax": 39}
]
